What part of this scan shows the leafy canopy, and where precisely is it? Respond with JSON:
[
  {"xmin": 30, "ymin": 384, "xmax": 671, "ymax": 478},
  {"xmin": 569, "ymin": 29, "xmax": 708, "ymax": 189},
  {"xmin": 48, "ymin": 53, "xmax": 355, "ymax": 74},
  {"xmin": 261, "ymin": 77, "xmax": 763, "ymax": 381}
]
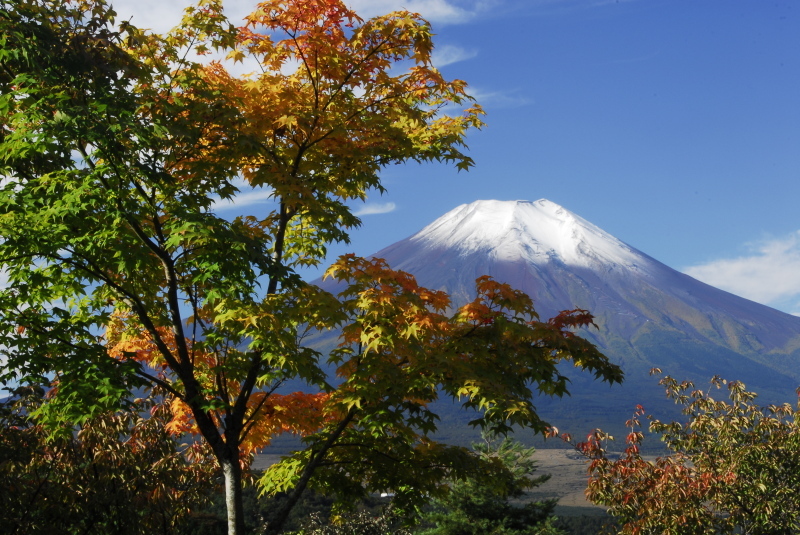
[{"xmin": 259, "ymin": 257, "xmax": 622, "ymax": 518}]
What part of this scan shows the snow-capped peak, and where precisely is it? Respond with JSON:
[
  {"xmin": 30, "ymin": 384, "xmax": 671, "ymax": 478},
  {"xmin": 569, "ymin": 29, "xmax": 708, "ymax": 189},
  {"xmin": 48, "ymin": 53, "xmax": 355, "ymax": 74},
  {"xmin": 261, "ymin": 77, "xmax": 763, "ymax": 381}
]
[{"xmin": 410, "ymin": 199, "xmax": 645, "ymax": 270}]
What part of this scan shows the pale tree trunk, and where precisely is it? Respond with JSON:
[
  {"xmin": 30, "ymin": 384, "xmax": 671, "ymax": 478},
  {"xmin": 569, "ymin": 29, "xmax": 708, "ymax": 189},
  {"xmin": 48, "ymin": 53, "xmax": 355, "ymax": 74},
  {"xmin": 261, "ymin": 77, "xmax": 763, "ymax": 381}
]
[
  {"xmin": 220, "ymin": 455, "xmax": 245, "ymax": 535},
  {"xmin": 182, "ymin": 381, "xmax": 247, "ymax": 535}
]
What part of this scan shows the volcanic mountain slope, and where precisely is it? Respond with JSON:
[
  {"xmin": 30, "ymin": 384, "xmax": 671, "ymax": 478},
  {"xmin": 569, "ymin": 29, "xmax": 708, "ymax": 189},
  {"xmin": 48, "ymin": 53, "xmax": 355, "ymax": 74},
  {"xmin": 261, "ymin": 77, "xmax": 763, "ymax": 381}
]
[{"xmin": 365, "ymin": 199, "xmax": 800, "ymax": 436}]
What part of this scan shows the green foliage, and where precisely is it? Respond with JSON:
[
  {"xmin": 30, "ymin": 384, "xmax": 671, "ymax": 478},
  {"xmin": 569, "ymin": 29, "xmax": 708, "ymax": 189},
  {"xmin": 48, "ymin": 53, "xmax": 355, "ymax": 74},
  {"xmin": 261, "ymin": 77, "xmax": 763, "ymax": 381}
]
[
  {"xmin": 261, "ymin": 261, "xmax": 620, "ymax": 527},
  {"xmin": 0, "ymin": 386, "xmax": 216, "ymax": 535},
  {"xmin": 417, "ymin": 436, "xmax": 565, "ymax": 535},
  {"xmin": 576, "ymin": 372, "xmax": 800, "ymax": 534}
]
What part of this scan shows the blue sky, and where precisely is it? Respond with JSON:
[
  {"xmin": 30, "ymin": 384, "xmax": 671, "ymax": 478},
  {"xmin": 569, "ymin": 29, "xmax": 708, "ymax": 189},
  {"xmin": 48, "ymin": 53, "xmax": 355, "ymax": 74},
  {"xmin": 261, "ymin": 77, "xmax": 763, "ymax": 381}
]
[{"xmin": 114, "ymin": 0, "xmax": 800, "ymax": 314}]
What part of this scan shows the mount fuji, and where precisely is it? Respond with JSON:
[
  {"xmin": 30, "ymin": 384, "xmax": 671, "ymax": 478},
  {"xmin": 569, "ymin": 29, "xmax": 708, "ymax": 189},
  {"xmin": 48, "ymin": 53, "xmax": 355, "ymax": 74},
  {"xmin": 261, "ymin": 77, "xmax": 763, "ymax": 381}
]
[{"xmin": 360, "ymin": 199, "xmax": 800, "ymax": 438}]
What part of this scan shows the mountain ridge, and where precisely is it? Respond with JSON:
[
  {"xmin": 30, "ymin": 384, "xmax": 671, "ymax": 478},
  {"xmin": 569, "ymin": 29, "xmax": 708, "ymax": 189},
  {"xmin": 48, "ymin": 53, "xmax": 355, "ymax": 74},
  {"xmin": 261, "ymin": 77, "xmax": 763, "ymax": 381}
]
[{"xmin": 375, "ymin": 199, "xmax": 800, "ymax": 360}]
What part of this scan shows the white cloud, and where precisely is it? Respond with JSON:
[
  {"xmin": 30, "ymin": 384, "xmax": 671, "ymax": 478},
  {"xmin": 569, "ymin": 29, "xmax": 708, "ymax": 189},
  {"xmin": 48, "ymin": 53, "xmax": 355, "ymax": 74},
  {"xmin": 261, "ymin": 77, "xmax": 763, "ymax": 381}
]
[
  {"xmin": 211, "ymin": 179, "xmax": 275, "ymax": 211},
  {"xmin": 432, "ymin": 45, "xmax": 478, "ymax": 68},
  {"xmin": 353, "ymin": 202, "xmax": 397, "ymax": 216},
  {"xmin": 111, "ymin": 0, "xmax": 253, "ymax": 34},
  {"xmin": 346, "ymin": 0, "xmax": 492, "ymax": 24},
  {"xmin": 111, "ymin": 0, "xmax": 191, "ymax": 34},
  {"xmin": 212, "ymin": 189, "xmax": 275, "ymax": 211},
  {"xmin": 111, "ymin": 0, "xmax": 490, "ymax": 33},
  {"xmin": 467, "ymin": 87, "xmax": 531, "ymax": 108},
  {"xmin": 111, "ymin": 0, "xmax": 264, "ymax": 77},
  {"xmin": 683, "ymin": 232, "xmax": 800, "ymax": 311},
  {"xmin": 110, "ymin": 1, "xmax": 482, "ymax": 75}
]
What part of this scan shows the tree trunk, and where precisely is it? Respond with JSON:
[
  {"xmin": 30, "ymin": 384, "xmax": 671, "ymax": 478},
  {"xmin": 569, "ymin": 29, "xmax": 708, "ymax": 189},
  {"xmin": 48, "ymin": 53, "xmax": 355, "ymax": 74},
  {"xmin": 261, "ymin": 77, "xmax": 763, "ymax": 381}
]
[{"xmin": 220, "ymin": 455, "xmax": 245, "ymax": 535}]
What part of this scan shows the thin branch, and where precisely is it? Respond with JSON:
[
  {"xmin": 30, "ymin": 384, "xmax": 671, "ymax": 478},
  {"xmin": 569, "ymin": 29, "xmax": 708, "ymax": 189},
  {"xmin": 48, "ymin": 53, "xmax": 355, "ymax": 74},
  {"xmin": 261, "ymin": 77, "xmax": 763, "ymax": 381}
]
[
  {"xmin": 240, "ymin": 377, "xmax": 286, "ymax": 442},
  {"xmin": 265, "ymin": 409, "xmax": 357, "ymax": 534}
]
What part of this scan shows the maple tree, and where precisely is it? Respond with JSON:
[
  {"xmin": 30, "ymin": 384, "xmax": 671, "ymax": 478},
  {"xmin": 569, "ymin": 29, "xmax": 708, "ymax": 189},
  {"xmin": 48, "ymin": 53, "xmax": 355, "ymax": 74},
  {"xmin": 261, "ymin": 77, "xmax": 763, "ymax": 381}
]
[
  {"xmin": 0, "ymin": 1, "xmax": 622, "ymax": 534},
  {"xmin": 261, "ymin": 257, "xmax": 621, "ymax": 531},
  {"xmin": 558, "ymin": 372, "xmax": 800, "ymax": 534}
]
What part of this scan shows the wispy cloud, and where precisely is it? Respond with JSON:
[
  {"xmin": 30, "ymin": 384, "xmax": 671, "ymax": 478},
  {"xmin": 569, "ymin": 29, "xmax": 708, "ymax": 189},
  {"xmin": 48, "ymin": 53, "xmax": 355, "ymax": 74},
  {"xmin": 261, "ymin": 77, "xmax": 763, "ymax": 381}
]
[
  {"xmin": 114, "ymin": 0, "xmax": 494, "ymax": 33},
  {"xmin": 112, "ymin": 0, "xmax": 253, "ymax": 34},
  {"xmin": 432, "ymin": 45, "xmax": 478, "ymax": 68},
  {"xmin": 683, "ymin": 232, "xmax": 800, "ymax": 313},
  {"xmin": 211, "ymin": 182, "xmax": 275, "ymax": 211},
  {"xmin": 467, "ymin": 87, "xmax": 531, "ymax": 108},
  {"xmin": 346, "ymin": 0, "xmax": 494, "ymax": 24},
  {"xmin": 353, "ymin": 202, "xmax": 397, "ymax": 216},
  {"xmin": 111, "ymin": 0, "xmax": 263, "ymax": 77},
  {"xmin": 112, "ymin": 0, "xmax": 495, "ymax": 32},
  {"xmin": 111, "ymin": 1, "xmax": 486, "ymax": 75}
]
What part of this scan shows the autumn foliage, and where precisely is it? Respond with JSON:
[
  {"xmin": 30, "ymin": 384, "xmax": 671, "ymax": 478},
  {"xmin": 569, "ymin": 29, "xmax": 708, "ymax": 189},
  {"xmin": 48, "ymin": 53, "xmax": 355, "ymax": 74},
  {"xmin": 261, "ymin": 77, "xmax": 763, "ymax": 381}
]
[
  {"xmin": 106, "ymin": 311, "xmax": 329, "ymax": 457},
  {"xmin": 0, "ymin": 387, "xmax": 215, "ymax": 535},
  {"xmin": 557, "ymin": 372, "xmax": 800, "ymax": 534},
  {"xmin": 256, "ymin": 256, "xmax": 620, "ymax": 527}
]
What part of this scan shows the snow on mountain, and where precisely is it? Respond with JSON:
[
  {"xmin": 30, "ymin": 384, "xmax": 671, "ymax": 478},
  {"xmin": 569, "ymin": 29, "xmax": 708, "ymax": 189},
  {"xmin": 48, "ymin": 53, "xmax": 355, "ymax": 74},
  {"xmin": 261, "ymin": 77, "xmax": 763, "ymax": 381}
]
[{"xmin": 411, "ymin": 199, "xmax": 644, "ymax": 271}]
